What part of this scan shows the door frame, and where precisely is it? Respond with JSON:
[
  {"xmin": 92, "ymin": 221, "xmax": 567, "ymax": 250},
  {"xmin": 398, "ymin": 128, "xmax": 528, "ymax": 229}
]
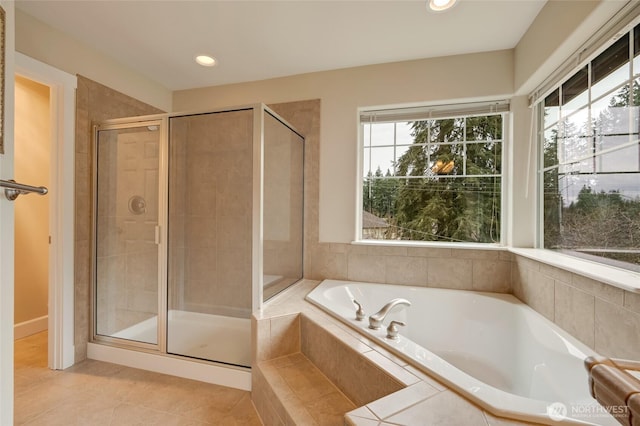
[
  {"xmin": 15, "ymin": 52, "xmax": 76, "ymax": 370},
  {"xmin": 0, "ymin": 2, "xmax": 16, "ymax": 423}
]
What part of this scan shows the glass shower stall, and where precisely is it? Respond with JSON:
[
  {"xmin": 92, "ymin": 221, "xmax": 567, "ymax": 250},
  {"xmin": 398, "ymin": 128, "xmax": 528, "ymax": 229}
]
[{"xmin": 91, "ymin": 104, "xmax": 304, "ymax": 369}]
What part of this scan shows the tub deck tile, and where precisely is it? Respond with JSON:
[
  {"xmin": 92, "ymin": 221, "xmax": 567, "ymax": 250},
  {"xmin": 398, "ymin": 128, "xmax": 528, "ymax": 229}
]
[
  {"xmin": 366, "ymin": 381, "xmax": 439, "ymax": 420},
  {"xmin": 258, "ymin": 353, "xmax": 356, "ymax": 426},
  {"xmin": 383, "ymin": 390, "xmax": 487, "ymax": 425}
]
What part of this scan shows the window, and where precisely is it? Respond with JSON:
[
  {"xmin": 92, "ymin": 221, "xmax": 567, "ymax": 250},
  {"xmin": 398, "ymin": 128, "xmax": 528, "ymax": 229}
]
[
  {"xmin": 360, "ymin": 102, "xmax": 507, "ymax": 243},
  {"xmin": 539, "ymin": 23, "xmax": 640, "ymax": 271}
]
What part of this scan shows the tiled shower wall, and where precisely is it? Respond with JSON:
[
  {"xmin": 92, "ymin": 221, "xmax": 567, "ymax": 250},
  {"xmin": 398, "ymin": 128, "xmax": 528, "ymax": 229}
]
[
  {"xmin": 168, "ymin": 110, "xmax": 254, "ymax": 317},
  {"xmin": 262, "ymin": 112, "xmax": 305, "ymax": 291},
  {"xmin": 95, "ymin": 128, "xmax": 160, "ymax": 335},
  {"xmin": 75, "ymin": 76, "xmax": 163, "ymax": 362}
]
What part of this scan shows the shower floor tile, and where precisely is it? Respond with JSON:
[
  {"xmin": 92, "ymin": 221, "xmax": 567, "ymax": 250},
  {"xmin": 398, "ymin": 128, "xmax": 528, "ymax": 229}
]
[{"xmin": 14, "ymin": 331, "xmax": 262, "ymax": 425}]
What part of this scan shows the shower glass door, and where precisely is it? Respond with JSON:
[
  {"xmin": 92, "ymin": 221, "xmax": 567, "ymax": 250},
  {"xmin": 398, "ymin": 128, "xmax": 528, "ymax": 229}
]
[
  {"xmin": 94, "ymin": 121, "xmax": 162, "ymax": 346},
  {"xmin": 167, "ymin": 110, "xmax": 253, "ymax": 367}
]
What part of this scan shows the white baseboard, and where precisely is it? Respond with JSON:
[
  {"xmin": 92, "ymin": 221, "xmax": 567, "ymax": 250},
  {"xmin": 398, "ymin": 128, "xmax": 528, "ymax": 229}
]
[
  {"xmin": 14, "ymin": 315, "xmax": 48, "ymax": 340},
  {"xmin": 87, "ymin": 342, "xmax": 251, "ymax": 391}
]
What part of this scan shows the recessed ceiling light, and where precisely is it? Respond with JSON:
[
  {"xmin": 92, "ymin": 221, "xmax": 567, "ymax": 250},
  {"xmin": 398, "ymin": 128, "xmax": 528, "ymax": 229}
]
[
  {"xmin": 195, "ymin": 54, "xmax": 217, "ymax": 67},
  {"xmin": 428, "ymin": 0, "xmax": 457, "ymax": 12}
]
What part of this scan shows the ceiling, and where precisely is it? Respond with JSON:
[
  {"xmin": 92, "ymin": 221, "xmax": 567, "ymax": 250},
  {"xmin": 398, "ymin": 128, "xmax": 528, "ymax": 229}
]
[{"xmin": 16, "ymin": 0, "xmax": 547, "ymax": 91}]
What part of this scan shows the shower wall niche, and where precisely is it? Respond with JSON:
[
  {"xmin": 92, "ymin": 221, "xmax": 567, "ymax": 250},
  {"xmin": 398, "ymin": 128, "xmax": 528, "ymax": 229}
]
[{"xmin": 92, "ymin": 105, "xmax": 304, "ymax": 370}]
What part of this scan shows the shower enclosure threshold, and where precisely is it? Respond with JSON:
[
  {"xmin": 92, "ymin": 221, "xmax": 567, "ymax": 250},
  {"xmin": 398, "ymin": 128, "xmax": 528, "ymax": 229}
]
[
  {"xmin": 89, "ymin": 310, "xmax": 252, "ymax": 391},
  {"xmin": 110, "ymin": 310, "xmax": 251, "ymax": 367},
  {"xmin": 87, "ymin": 339, "xmax": 251, "ymax": 391}
]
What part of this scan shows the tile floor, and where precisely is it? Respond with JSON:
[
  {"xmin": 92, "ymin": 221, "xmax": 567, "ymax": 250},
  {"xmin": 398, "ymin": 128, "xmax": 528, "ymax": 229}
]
[{"xmin": 14, "ymin": 332, "xmax": 263, "ymax": 425}]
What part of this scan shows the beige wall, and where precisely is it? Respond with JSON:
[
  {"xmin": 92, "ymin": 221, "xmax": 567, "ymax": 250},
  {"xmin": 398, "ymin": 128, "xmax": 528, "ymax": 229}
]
[
  {"xmin": 174, "ymin": 50, "xmax": 515, "ymax": 243},
  {"xmin": 173, "ymin": 0, "xmax": 629, "ymax": 246},
  {"xmin": 513, "ymin": 0, "xmax": 627, "ymax": 95},
  {"xmin": 15, "ymin": 9, "xmax": 171, "ymax": 111},
  {"xmin": 14, "ymin": 76, "xmax": 50, "ymax": 325}
]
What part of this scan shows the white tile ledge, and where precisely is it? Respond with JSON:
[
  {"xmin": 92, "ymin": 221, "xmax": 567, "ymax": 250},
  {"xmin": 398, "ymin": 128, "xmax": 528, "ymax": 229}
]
[{"xmin": 509, "ymin": 248, "xmax": 640, "ymax": 293}]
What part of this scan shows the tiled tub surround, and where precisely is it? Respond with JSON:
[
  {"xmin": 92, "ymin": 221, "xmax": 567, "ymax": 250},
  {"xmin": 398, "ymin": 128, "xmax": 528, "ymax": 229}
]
[
  {"xmin": 254, "ymin": 245, "xmax": 640, "ymax": 426},
  {"xmin": 307, "ymin": 280, "xmax": 617, "ymax": 425},
  {"xmin": 307, "ymin": 243, "xmax": 640, "ymax": 363},
  {"xmin": 512, "ymin": 254, "xmax": 640, "ymax": 361},
  {"xmin": 253, "ymin": 280, "xmax": 546, "ymax": 426},
  {"xmin": 308, "ymin": 243, "xmax": 512, "ymax": 293}
]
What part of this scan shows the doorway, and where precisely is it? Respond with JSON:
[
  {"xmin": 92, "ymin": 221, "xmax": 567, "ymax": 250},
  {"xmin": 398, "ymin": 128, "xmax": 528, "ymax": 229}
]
[
  {"xmin": 13, "ymin": 75, "xmax": 50, "ymax": 345},
  {"xmin": 14, "ymin": 53, "xmax": 76, "ymax": 371}
]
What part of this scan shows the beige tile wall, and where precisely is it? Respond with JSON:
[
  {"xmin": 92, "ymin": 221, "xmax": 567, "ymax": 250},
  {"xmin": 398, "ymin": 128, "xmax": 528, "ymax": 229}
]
[
  {"xmin": 263, "ymin": 111, "xmax": 304, "ymax": 293},
  {"xmin": 95, "ymin": 128, "xmax": 160, "ymax": 336},
  {"xmin": 308, "ymin": 243, "xmax": 513, "ymax": 293},
  {"xmin": 513, "ymin": 255, "xmax": 640, "ymax": 360},
  {"xmin": 75, "ymin": 76, "xmax": 163, "ymax": 362},
  {"xmin": 168, "ymin": 110, "xmax": 254, "ymax": 317},
  {"xmin": 266, "ymin": 100, "xmax": 320, "ymax": 282}
]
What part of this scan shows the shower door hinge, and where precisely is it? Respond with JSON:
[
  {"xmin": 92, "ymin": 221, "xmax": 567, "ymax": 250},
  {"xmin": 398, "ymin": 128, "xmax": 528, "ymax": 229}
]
[{"xmin": 155, "ymin": 225, "xmax": 161, "ymax": 245}]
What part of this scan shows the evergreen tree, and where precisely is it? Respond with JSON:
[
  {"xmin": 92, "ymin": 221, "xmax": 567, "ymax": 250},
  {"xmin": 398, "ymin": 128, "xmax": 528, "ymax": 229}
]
[
  {"xmin": 544, "ymin": 80, "xmax": 640, "ymax": 267},
  {"xmin": 390, "ymin": 116, "xmax": 502, "ymax": 243},
  {"xmin": 363, "ymin": 167, "xmax": 398, "ymax": 220}
]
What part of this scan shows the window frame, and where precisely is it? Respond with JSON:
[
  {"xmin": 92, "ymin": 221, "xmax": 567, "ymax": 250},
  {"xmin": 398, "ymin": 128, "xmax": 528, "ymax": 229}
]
[
  {"xmin": 535, "ymin": 19, "xmax": 640, "ymax": 274},
  {"xmin": 356, "ymin": 101, "xmax": 509, "ymax": 246}
]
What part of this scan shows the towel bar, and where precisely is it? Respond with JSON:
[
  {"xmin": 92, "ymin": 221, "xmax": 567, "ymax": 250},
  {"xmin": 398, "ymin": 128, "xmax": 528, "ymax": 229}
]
[{"xmin": 585, "ymin": 356, "xmax": 640, "ymax": 426}]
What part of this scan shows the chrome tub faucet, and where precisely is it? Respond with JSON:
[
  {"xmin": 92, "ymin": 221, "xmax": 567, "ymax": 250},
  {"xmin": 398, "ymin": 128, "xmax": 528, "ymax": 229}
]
[{"xmin": 368, "ymin": 298, "xmax": 411, "ymax": 330}]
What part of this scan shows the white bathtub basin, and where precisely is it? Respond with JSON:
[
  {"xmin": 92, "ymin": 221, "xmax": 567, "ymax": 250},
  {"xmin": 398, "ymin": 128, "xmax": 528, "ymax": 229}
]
[{"xmin": 306, "ymin": 279, "xmax": 617, "ymax": 425}]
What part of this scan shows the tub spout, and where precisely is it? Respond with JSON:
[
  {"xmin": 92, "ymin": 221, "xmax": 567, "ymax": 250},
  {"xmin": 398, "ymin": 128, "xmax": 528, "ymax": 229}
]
[{"xmin": 368, "ymin": 298, "xmax": 411, "ymax": 330}]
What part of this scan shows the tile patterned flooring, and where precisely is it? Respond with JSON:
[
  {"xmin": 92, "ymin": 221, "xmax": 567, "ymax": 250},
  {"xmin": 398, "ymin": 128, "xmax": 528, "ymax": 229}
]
[{"xmin": 14, "ymin": 332, "xmax": 263, "ymax": 425}]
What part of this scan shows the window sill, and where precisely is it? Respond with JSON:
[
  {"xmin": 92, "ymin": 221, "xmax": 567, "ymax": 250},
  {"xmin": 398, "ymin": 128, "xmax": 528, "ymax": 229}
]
[
  {"xmin": 352, "ymin": 239, "xmax": 504, "ymax": 250},
  {"xmin": 509, "ymin": 248, "xmax": 640, "ymax": 293}
]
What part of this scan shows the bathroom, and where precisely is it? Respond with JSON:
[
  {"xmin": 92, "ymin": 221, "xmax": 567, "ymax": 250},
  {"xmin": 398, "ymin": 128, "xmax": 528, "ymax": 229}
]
[{"xmin": 2, "ymin": 0, "xmax": 640, "ymax": 424}]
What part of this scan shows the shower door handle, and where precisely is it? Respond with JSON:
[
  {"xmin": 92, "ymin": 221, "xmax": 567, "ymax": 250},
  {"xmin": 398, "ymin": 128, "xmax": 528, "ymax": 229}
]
[
  {"xmin": 0, "ymin": 179, "xmax": 48, "ymax": 201},
  {"xmin": 155, "ymin": 225, "xmax": 161, "ymax": 245}
]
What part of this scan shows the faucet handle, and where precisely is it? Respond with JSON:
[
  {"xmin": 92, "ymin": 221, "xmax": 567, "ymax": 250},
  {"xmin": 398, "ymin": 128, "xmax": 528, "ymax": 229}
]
[
  {"xmin": 353, "ymin": 299, "xmax": 366, "ymax": 321},
  {"xmin": 386, "ymin": 320, "xmax": 405, "ymax": 340}
]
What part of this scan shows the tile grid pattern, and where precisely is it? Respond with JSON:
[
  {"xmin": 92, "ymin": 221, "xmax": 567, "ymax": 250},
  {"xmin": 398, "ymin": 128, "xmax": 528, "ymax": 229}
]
[
  {"xmin": 308, "ymin": 243, "xmax": 513, "ymax": 293},
  {"xmin": 14, "ymin": 331, "xmax": 262, "ymax": 425},
  {"xmin": 256, "ymin": 353, "xmax": 357, "ymax": 425},
  {"xmin": 513, "ymin": 255, "xmax": 640, "ymax": 360}
]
